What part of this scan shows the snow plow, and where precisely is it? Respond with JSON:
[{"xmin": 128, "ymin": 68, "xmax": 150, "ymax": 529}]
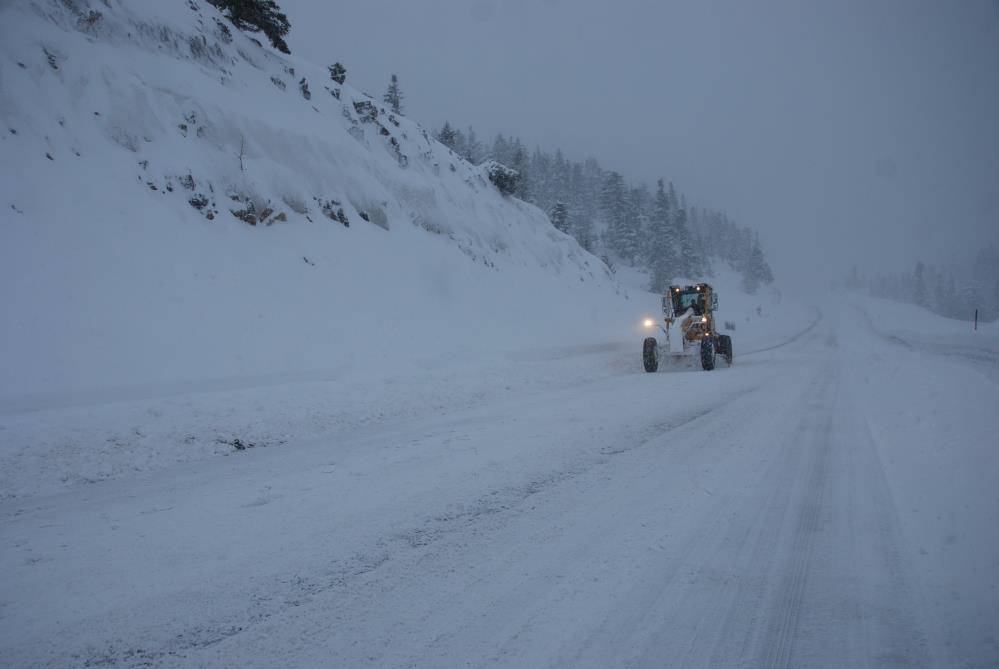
[{"xmin": 642, "ymin": 283, "xmax": 733, "ymax": 372}]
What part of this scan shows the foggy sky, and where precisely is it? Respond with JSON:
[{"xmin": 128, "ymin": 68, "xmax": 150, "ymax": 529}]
[{"xmin": 280, "ymin": 0, "xmax": 999, "ymax": 290}]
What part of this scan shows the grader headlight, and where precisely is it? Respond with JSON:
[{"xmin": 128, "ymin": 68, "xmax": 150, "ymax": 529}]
[{"xmin": 643, "ymin": 318, "xmax": 655, "ymax": 329}]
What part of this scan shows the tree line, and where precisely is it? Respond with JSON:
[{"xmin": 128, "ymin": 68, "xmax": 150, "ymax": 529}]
[
  {"xmin": 436, "ymin": 123, "xmax": 774, "ymax": 294},
  {"xmin": 204, "ymin": 0, "xmax": 776, "ymax": 294},
  {"xmin": 843, "ymin": 246, "xmax": 999, "ymax": 322}
]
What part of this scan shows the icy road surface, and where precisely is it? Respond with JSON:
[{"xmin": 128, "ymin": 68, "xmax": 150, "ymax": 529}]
[{"xmin": 2, "ymin": 302, "xmax": 997, "ymax": 668}]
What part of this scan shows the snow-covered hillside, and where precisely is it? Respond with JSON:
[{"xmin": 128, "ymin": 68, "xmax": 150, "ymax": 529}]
[
  {"xmin": 0, "ymin": 0, "xmax": 634, "ymax": 401},
  {"xmin": 0, "ymin": 0, "xmax": 817, "ymax": 500}
]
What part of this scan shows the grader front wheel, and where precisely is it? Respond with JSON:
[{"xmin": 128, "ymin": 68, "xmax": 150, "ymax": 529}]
[
  {"xmin": 643, "ymin": 337, "xmax": 659, "ymax": 373},
  {"xmin": 700, "ymin": 338, "xmax": 716, "ymax": 371}
]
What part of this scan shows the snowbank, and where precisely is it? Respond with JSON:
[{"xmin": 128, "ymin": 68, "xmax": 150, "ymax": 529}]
[
  {"xmin": 852, "ymin": 295, "xmax": 997, "ymax": 345},
  {"xmin": 842, "ymin": 295, "xmax": 999, "ymax": 661}
]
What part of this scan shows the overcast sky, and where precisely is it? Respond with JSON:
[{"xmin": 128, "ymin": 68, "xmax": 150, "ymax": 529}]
[{"xmin": 280, "ymin": 0, "xmax": 999, "ymax": 290}]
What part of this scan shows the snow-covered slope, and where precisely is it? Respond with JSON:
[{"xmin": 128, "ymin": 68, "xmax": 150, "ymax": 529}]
[
  {"xmin": 0, "ymin": 0, "xmax": 819, "ymax": 499},
  {"xmin": 0, "ymin": 0, "xmax": 632, "ymax": 401}
]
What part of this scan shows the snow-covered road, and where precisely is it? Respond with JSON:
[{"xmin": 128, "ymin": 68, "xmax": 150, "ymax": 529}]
[{"xmin": 2, "ymin": 302, "xmax": 997, "ymax": 668}]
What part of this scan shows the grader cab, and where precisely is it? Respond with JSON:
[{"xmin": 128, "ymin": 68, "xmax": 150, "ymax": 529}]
[{"xmin": 642, "ymin": 283, "xmax": 733, "ymax": 372}]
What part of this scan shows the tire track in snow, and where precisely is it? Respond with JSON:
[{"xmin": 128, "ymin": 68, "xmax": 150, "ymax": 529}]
[
  {"xmin": 740, "ymin": 307, "xmax": 824, "ymax": 357},
  {"xmin": 732, "ymin": 325, "xmax": 932, "ymax": 669},
  {"xmin": 58, "ymin": 388, "xmax": 756, "ymax": 669},
  {"xmin": 849, "ymin": 420, "xmax": 935, "ymax": 669},
  {"xmin": 225, "ymin": 383, "xmax": 767, "ymax": 668},
  {"xmin": 541, "ymin": 359, "xmax": 827, "ymax": 669},
  {"xmin": 553, "ymin": 390, "xmax": 789, "ymax": 668},
  {"xmin": 657, "ymin": 363, "xmax": 837, "ymax": 669},
  {"xmin": 555, "ymin": 325, "xmax": 930, "ymax": 669},
  {"xmin": 697, "ymin": 372, "xmax": 837, "ymax": 668},
  {"xmin": 605, "ymin": 359, "xmax": 836, "ymax": 669},
  {"xmin": 758, "ymin": 405, "xmax": 834, "ymax": 669}
]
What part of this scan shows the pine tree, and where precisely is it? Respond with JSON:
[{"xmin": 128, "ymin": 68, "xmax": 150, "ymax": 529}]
[
  {"xmin": 437, "ymin": 121, "xmax": 458, "ymax": 151},
  {"xmin": 552, "ymin": 150, "xmax": 570, "ymax": 208},
  {"xmin": 675, "ymin": 201, "xmax": 695, "ymax": 277},
  {"xmin": 382, "ymin": 73, "xmax": 404, "ymax": 114},
  {"xmin": 464, "ymin": 126, "xmax": 483, "ymax": 164},
  {"xmin": 945, "ymin": 273, "xmax": 959, "ymax": 317},
  {"xmin": 451, "ymin": 128, "xmax": 468, "ymax": 160},
  {"xmin": 647, "ymin": 179, "xmax": 677, "ymax": 293},
  {"xmin": 933, "ymin": 272, "xmax": 949, "ymax": 316},
  {"xmin": 733, "ymin": 227, "xmax": 753, "ymax": 275},
  {"xmin": 742, "ymin": 254, "xmax": 762, "ymax": 294},
  {"xmin": 577, "ymin": 158, "xmax": 603, "ymax": 222},
  {"xmin": 209, "ymin": 0, "xmax": 291, "ymax": 53},
  {"xmin": 761, "ymin": 252, "xmax": 774, "ymax": 284},
  {"xmin": 913, "ymin": 261, "xmax": 929, "ymax": 308},
  {"xmin": 573, "ymin": 214, "xmax": 595, "ymax": 253},
  {"xmin": 550, "ymin": 201, "xmax": 570, "ymax": 234},
  {"xmin": 742, "ymin": 235, "xmax": 773, "ymax": 294},
  {"xmin": 490, "ymin": 134, "xmax": 511, "ymax": 165},
  {"xmin": 511, "ymin": 144, "xmax": 531, "ymax": 200},
  {"xmin": 530, "ymin": 147, "xmax": 553, "ymax": 212},
  {"xmin": 663, "ymin": 182, "xmax": 694, "ymax": 278},
  {"xmin": 601, "ymin": 171, "xmax": 629, "ymax": 261},
  {"xmin": 974, "ymin": 245, "xmax": 999, "ymax": 320}
]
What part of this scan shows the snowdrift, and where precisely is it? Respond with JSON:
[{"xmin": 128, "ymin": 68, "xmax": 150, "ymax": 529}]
[{"xmin": 0, "ymin": 0, "xmax": 633, "ymax": 402}]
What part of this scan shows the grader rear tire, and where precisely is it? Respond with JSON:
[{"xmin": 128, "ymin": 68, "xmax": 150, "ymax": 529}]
[
  {"xmin": 643, "ymin": 337, "xmax": 659, "ymax": 373},
  {"xmin": 718, "ymin": 334, "xmax": 733, "ymax": 366}
]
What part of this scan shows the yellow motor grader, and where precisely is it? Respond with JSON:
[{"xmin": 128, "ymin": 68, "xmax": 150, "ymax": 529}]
[{"xmin": 642, "ymin": 283, "xmax": 733, "ymax": 372}]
